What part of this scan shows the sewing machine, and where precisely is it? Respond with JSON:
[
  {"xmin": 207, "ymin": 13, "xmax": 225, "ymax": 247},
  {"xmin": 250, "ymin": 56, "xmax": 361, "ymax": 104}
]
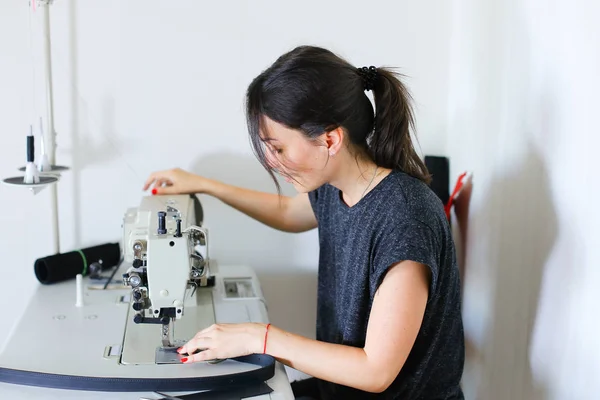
[
  {"xmin": 120, "ymin": 194, "xmax": 217, "ymax": 364},
  {"xmin": 0, "ymin": 195, "xmax": 294, "ymax": 399}
]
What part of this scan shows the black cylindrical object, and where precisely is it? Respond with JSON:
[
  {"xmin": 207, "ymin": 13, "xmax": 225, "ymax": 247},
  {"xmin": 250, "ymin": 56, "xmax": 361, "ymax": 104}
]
[
  {"xmin": 157, "ymin": 211, "xmax": 167, "ymax": 234},
  {"xmin": 27, "ymin": 135, "xmax": 34, "ymax": 163},
  {"xmin": 34, "ymin": 242, "xmax": 121, "ymax": 285},
  {"xmin": 174, "ymin": 219, "xmax": 182, "ymax": 237}
]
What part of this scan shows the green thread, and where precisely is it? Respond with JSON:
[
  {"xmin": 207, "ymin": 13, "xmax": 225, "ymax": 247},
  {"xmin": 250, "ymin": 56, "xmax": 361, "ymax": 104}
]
[{"xmin": 77, "ymin": 250, "xmax": 88, "ymax": 276}]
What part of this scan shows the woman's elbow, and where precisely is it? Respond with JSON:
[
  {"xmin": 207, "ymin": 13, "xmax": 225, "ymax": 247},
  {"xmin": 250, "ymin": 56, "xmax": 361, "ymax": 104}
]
[
  {"xmin": 364, "ymin": 370, "xmax": 398, "ymax": 393},
  {"xmin": 370, "ymin": 379, "xmax": 394, "ymax": 394}
]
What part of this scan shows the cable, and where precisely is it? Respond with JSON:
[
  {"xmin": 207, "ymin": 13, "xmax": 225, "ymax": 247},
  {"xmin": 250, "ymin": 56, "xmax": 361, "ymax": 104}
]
[{"xmin": 102, "ymin": 256, "xmax": 124, "ymax": 290}]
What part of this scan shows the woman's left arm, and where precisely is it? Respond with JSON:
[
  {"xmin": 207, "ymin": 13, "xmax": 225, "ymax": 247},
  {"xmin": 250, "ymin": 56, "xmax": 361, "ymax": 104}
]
[{"xmin": 179, "ymin": 260, "xmax": 430, "ymax": 394}]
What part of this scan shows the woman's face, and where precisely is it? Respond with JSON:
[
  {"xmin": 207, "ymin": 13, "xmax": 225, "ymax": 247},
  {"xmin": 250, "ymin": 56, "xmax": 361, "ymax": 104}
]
[{"xmin": 260, "ymin": 117, "xmax": 332, "ymax": 193}]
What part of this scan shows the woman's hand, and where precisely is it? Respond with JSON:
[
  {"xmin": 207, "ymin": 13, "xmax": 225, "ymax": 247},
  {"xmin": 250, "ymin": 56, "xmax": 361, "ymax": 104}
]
[
  {"xmin": 177, "ymin": 323, "xmax": 267, "ymax": 363},
  {"xmin": 142, "ymin": 168, "xmax": 212, "ymax": 195}
]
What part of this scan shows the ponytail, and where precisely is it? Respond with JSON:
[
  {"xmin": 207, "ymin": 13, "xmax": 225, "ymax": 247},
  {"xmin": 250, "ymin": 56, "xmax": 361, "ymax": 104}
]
[{"xmin": 363, "ymin": 67, "xmax": 431, "ymax": 184}]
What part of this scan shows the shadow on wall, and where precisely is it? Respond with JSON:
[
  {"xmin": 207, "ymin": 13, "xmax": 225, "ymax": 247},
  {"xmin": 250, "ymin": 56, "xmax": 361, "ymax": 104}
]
[
  {"xmin": 189, "ymin": 152, "xmax": 318, "ymax": 340},
  {"xmin": 467, "ymin": 144, "xmax": 556, "ymax": 400},
  {"xmin": 67, "ymin": 0, "xmax": 128, "ymax": 249}
]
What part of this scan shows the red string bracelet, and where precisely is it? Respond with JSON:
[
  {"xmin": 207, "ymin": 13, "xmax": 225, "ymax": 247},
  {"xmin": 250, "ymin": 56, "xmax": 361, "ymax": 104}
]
[{"xmin": 263, "ymin": 323, "xmax": 271, "ymax": 354}]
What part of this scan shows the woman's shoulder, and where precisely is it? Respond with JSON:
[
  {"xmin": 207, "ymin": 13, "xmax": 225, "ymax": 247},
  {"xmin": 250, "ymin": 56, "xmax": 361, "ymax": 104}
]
[{"xmin": 376, "ymin": 170, "xmax": 447, "ymax": 226}]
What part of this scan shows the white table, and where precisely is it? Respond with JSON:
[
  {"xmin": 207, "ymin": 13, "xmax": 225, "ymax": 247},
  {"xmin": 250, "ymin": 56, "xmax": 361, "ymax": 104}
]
[{"xmin": 0, "ymin": 265, "xmax": 294, "ymax": 399}]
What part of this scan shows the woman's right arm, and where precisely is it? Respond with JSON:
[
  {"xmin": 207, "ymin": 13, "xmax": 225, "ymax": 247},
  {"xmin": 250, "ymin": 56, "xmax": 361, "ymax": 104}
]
[
  {"xmin": 207, "ymin": 180, "xmax": 317, "ymax": 233},
  {"xmin": 143, "ymin": 168, "xmax": 317, "ymax": 233}
]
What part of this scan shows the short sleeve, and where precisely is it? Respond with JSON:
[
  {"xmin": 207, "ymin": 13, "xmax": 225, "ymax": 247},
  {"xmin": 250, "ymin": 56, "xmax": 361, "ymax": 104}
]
[
  {"xmin": 371, "ymin": 218, "xmax": 440, "ymax": 301},
  {"xmin": 307, "ymin": 184, "xmax": 327, "ymax": 222},
  {"xmin": 308, "ymin": 187, "xmax": 319, "ymax": 207}
]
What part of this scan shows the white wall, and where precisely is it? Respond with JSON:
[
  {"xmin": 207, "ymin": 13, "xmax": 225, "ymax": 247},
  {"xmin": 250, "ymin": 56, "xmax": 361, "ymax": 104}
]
[
  {"xmin": 0, "ymin": 0, "xmax": 452, "ymax": 383},
  {"xmin": 7, "ymin": 1, "xmax": 597, "ymax": 398},
  {"xmin": 447, "ymin": 0, "xmax": 600, "ymax": 399}
]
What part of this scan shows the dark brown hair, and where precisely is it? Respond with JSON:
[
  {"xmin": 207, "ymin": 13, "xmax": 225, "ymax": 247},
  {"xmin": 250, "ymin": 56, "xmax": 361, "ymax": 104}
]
[{"xmin": 245, "ymin": 45, "xmax": 430, "ymax": 191}]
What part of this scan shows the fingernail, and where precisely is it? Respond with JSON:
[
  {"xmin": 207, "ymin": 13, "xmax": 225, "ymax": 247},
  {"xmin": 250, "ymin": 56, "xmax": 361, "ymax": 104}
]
[
  {"xmin": 180, "ymin": 357, "xmax": 188, "ymax": 363},
  {"xmin": 151, "ymin": 188, "xmax": 157, "ymax": 195}
]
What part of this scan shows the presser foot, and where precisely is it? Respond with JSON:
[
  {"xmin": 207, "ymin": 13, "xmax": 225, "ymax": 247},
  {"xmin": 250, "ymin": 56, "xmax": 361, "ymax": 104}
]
[
  {"xmin": 161, "ymin": 322, "xmax": 174, "ymax": 348},
  {"xmin": 155, "ymin": 342, "xmax": 187, "ymax": 364}
]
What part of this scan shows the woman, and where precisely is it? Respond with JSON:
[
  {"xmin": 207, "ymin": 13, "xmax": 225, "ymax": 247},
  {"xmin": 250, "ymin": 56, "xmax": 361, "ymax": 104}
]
[{"xmin": 143, "ymin": 45, "xmax": 465, "ymax": 399}]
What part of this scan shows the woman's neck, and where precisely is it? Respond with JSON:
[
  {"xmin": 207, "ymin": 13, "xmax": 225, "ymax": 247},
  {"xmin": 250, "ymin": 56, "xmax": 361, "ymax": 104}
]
[{"xmin": 328, "ymin": 152, "xmax": 390, "ymax": 207}]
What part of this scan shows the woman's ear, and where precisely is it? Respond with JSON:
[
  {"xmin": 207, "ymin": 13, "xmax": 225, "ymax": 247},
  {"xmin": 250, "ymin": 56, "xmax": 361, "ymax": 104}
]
[{"xmin": 324, "ymin": 127, "xmax": 344, "ymax": 156}]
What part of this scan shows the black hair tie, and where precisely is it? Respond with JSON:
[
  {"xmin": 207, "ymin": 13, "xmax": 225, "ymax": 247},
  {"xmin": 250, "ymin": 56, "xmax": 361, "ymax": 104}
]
[{"xmin": 357, "ymin": 66, "xmax": 378, "ymax": 91}]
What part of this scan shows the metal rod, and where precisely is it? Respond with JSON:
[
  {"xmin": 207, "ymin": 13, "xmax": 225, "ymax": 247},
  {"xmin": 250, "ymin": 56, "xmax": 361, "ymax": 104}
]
[
  {"xmin": 41, "ymin": 2, "xmax": 56, "ymax": 166},
  {"xmin": 41, "ymin": 1, "xmax": 60, "ymax": 254}
]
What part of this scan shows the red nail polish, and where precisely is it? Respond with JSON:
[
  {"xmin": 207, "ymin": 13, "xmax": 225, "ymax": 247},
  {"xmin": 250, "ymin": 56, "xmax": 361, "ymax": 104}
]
[
  {"xmin": 180, "ymin": 357, "xmax": 188, "ymax": 363},
  {"xmin": 151, "ymin": 188, "xmax": 157, "ymax": 195}
]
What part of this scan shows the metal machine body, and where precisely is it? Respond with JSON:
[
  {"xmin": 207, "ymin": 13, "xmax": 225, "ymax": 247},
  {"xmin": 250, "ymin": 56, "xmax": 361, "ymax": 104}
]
[{"xmin": 121, "ymin": 195, "xmax": 213, "ymax": 358}]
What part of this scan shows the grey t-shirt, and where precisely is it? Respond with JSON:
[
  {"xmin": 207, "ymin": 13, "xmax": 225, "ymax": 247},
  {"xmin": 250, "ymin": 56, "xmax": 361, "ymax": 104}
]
[{"xmin": 308, "ymin": 169, "xmax": 465, "ymax": 399}]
